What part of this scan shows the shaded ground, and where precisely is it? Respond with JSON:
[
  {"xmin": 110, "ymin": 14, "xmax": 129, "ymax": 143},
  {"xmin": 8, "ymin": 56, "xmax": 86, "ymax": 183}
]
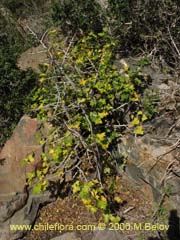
[{"xmin": 24, "ymin": 174, "xmax": 158, "ymax": 240}]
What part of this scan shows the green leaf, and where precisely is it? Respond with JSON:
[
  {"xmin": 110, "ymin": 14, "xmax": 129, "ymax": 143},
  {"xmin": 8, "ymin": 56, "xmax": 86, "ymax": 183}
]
[
  {"xmin": 131, "ymin": 117, "xmax": 140, "ymax": 126},
  {"xmin": 109, "ymin": 215, "xmax": 120, "ymax": 223},
  {"xmin": 90, "ymin": 112, "xmax": 102, "ymax": 124},
  {"xmin": 96, "ymin": 132, "xmax": 106, "ymax": 141},
  {"xmin": 134, "ymin": 125, "xmax": 144, "ymax": 135},
  {"xmin": 103, "ymin": 214, "xmax": 110, "ymax": 223},
  {"xmin": 90, "ymin": 99, "xmax": 96, "ymax": 106},
  {"xmin": 80, "ymin": 190, "xmax": 89, "ymax": 199},
  {"xmin": 32, "ymin": 183, "xmax": 42, "ymax": 194},
  {"xmin": 104, "ymin": 167, "xmax": 111, "ymax": 174},
  {"xmin": 28, "ymin": 154, "xmax": 35, "ymax": 163},
  {"xmin": 72, "ymin": 181, "xmax": 80, "ymax": 194},
  {"xmin": 88, "ymin": 205, "xmax": 98, "ymax": 213},
  {"xmin": 42, "ymin": 167, "xmax": 49, "ymax": 175},
  {"xmin": 21, "ymin": 158, "xmax": 27, "ymax": 168},
  {"xmin": 97, "ymin": 196, "xmax": 107, "ymax": 210},
  {"xmin": 137, "ymin": 111, "xmax": 143, "ymax": 115},
  {"xmin": 142, "ymin": 114, "xmax": 148, "ymax": 122},
  {"xmin": 26, "ymin": 172, "xmax": 35, "ymax": 181},
  {"xmin": 64, "ymin": 135, "xmax": 73, "ymax": 147}
]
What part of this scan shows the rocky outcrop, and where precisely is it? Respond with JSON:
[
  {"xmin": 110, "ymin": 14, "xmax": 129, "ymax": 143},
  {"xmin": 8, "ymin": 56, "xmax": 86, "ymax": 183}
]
[
  {"xmin": 51, "ymin": 232, "xmax": 81, "ymax": 240},
  {"xmin": 50, "ymin": 229, "xmax": 125, "ymax": 240},
  {"xmin": 0, "ymin": 115, "xmax": 56, "ymax": 240},
  {"xmin": 17, "ymin": 44, "xmax": 49, "ymax": 73},
  {"xmin": 115, "ymin": 60, "xmax": 180, "ymax": 219},
  {"xmin": 1, "ymin": 59, "xmax": 179, "ymax": 239},
  {"xmin": 0, "ymin": 115, "xmax": 42, "ymax": 201},
  {"xmin": 0, "ymin": 190, "xmax": 56, "ymax": 240}
]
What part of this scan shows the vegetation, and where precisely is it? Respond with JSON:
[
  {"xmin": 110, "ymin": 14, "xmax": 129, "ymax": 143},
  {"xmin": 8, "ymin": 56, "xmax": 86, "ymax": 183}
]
[
  {"xmin": 0, "ymin": 0, "xmax": 50, "ymax": 17},
  {"xmin": 52, "ymin": 0, "xmax": 104, "ymax": 34},
  {"xmin": 0, "ymin": 20, "xmax": 37, "ymax": 144},
  {"xmin": 107, "ymin": 0, "xmax": 180, "ymax": 68},
  {"xmin": 52, "ymin": 0, "xmax": 180, "ymax": 69},
  {"xmin": 1, "ymin": 0, "xmax": 179, "ymax": 225},
  {"xmin": 23, "ymin": 28, "xmax": 151, "ymax": 222},
  {"xmin": 0, "ymin": 63, "xmax": 36, "ymax": 144}
]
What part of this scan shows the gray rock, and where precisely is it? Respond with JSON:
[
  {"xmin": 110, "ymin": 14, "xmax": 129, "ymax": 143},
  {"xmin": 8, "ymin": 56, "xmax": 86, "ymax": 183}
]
[
  {"xmin": 116, "ymin": 133, "xmax": 180, "ymax": 215},
  {"xmin": 0, "ymin": 115, "xmax": 56, "ymax": 239},
  {"xmin": 113, "ymin": 61, "xmax": 180, "ymax": 217},
  {"xmin": 0, "ymin": 115, "xmax": 42, "ymax": 199},
  {"xmin": 92, "ymin": 229, "xmax": 124, "ymax": 240},
  {"xmin": 50, "ymin": 230, "xmax": 127, "ymax": 240},
  {"xmin": 51, "ymin": 232, "xmax": 81, "ymax": 240},
  {"xmin": 0, "ymin": 192, "xmax": 27, "ymax": 223},
  {"xmin": 0, "ymin": 191, "xmax": 56, "ymax": 240}
]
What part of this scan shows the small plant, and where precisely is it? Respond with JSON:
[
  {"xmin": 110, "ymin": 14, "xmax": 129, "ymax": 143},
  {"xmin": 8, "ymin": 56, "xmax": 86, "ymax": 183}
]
[
  {"xmin": 138, "ymin": 57, "xmax": 151, "ymax": 67},
  {"xmin": 137, "ymin": 234, "xmax": 145, "ymax": 240},
  {"xmin": 21, "ymin": 152, "xmax": 49, "ymax": 194},
  {"xmin": 72, "ymin": 178, "xmax": 122, "ymax": 223},
  {"xmin": 142, "ymin": 89, "xmax": 159, "ymax": 119},
  {"xmin": 129, "ymin": 110, "xmax": 148, "ymax": 135}
]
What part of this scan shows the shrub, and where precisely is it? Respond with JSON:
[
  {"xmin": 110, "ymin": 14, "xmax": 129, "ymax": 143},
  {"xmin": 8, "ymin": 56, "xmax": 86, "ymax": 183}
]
[
  {"xmin": 52, "ymin": 0, "xmax": 105, "ymax": 34},
  {"xmin": 107, "ymin": 0, "xmax": 180, "ymax": 68},
  {"xmin": 27, "ymin": 28, "xmax": 150, "ymax": 221},
  {"xmin": 0, "ymin": 35, "xmax": 37, "ymax": 145},
  {"xmin": 52, "ymin": 0, "xmax": 180, "ymax": 69}
]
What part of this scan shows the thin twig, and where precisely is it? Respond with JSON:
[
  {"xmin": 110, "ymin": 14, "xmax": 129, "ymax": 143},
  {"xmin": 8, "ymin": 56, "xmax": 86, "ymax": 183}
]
[
  {"xmin": 148, "ymin": 138, "xmax": 180, "ymax": 173},
  {"xmin": 167, "ymin": 26, "xmax": 180, "ymax": 59},
  {"xmin": 165, "ymin": 119, "xmax": 180, "ymax": 138},
  {"xmin": 61, "ymin": 33, "xmax": 76, "ymax": 66}
]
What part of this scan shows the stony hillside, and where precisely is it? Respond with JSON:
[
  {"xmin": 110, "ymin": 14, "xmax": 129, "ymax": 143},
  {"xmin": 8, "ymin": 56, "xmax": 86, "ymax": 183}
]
[{"xmin": 0, "ymin": 1, "xmax": 180, "ymax": 240}]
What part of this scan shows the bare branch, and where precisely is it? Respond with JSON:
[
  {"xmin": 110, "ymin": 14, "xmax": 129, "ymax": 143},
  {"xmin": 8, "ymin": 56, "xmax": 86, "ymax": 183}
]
[{"xmin": 167, "ymin": 26, "xmax": 180, "ymax": 59}]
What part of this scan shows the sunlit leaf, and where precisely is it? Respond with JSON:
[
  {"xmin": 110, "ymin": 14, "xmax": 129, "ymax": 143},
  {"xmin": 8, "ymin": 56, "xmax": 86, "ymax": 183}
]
[
  {"xmin": 137, "ymin": 111, "xmax": 143, "ymax": 115},
  {"xmin": 72, "ymin": 181, "xmax": 80, "ymax": 194},
  {"xmin": 96, "ymin": 132, "xmax": 106, "ymax": 141},
  {"xmin": 134, "ymin": 125, "xmax": 144, "ymax": 135},
  {"xmin": 142, "ymin": 114, "xmax": 148, "ymax": 122},
  {"xmin": 32, "ymin": 183, "xmax": 42, "ymax": 194},
  {"xmin": 131, "ymin": 117, "xmax": 140, "ymax": 126},
  {"xmin": 97, "ymin": 196, "xmax": 107, "ymax": 210},
  {"xmin": 79, "ymin": 79, "xmax": 87, "ymax": 85},
  {"xmin": 28, "ymin": 154, "xmax": 34, "ymax": 163},
  {"xmin": 114, "ymin": 196, "xmax": 123, "ymax": 204},
  {"xmin": 98, "ymin": 111, "xmax": 108, "ymax": 119}
]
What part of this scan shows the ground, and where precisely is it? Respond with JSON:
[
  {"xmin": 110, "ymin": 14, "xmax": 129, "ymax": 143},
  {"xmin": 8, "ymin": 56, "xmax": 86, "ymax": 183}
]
[{"xmin": 24, "ymin": 174, "xmax": 160, "ymax": 240}]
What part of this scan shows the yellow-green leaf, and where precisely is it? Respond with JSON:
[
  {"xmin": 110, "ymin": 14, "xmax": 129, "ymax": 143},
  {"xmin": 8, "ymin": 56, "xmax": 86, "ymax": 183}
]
[
  {"xmin": 88, "ymin": 205, "xmax": 98, "ymax": 213},
  {"xmin": 79, "ymin": 79, "xmax": 87, "ymax": 86},
  {"xmin": 82, "ymin": 198, "xmax": 91, "ymax": 205},
  {"xmin": 96, "ymin": 132, "xmax": 106, "ymax": 141},
  {"xmin": 26, "ymin": 172, "xmax": 35, "ymax": 181},
  {"xmin": 72, "ymin": 181, "xmax": 80, "ymax": 193},
  {"xmin": 97, "ymin": 196, "xmax": 107, "ymax": 210},
  {"xmin": 32, "ymin": 183, "xmax": 42, "ymax": 194},
  {"xmin": 142, "ymin": 114, "xmax": 148, "ymax": 122},
  {"xmin": 131, "ymin": 92, "xmax": 139, "ymax": 102},
  {"xmin": 98, "ymin": 111, "xmax": 108, "ymax": 119},
  {"xmin": 114, "ymin": 196, "xmax": 123, "ymax": 204},
  {"xmin": 42, "ymin": 167, "xmax": 49, "ymax": 175},
  {"xmin": 134, "ymin": 125, "xmax": 144, "ymax": 135},
  {"xmin": 28, "ymin": 154, "xmax": 34, "ymax": 163},
  {"xmin": 131, "ymin": 117, "xmax": 140, "ymax": 126},
  {"xmin": 137, "ymin": 111, "xmax": 143, "ymax": 115}
]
